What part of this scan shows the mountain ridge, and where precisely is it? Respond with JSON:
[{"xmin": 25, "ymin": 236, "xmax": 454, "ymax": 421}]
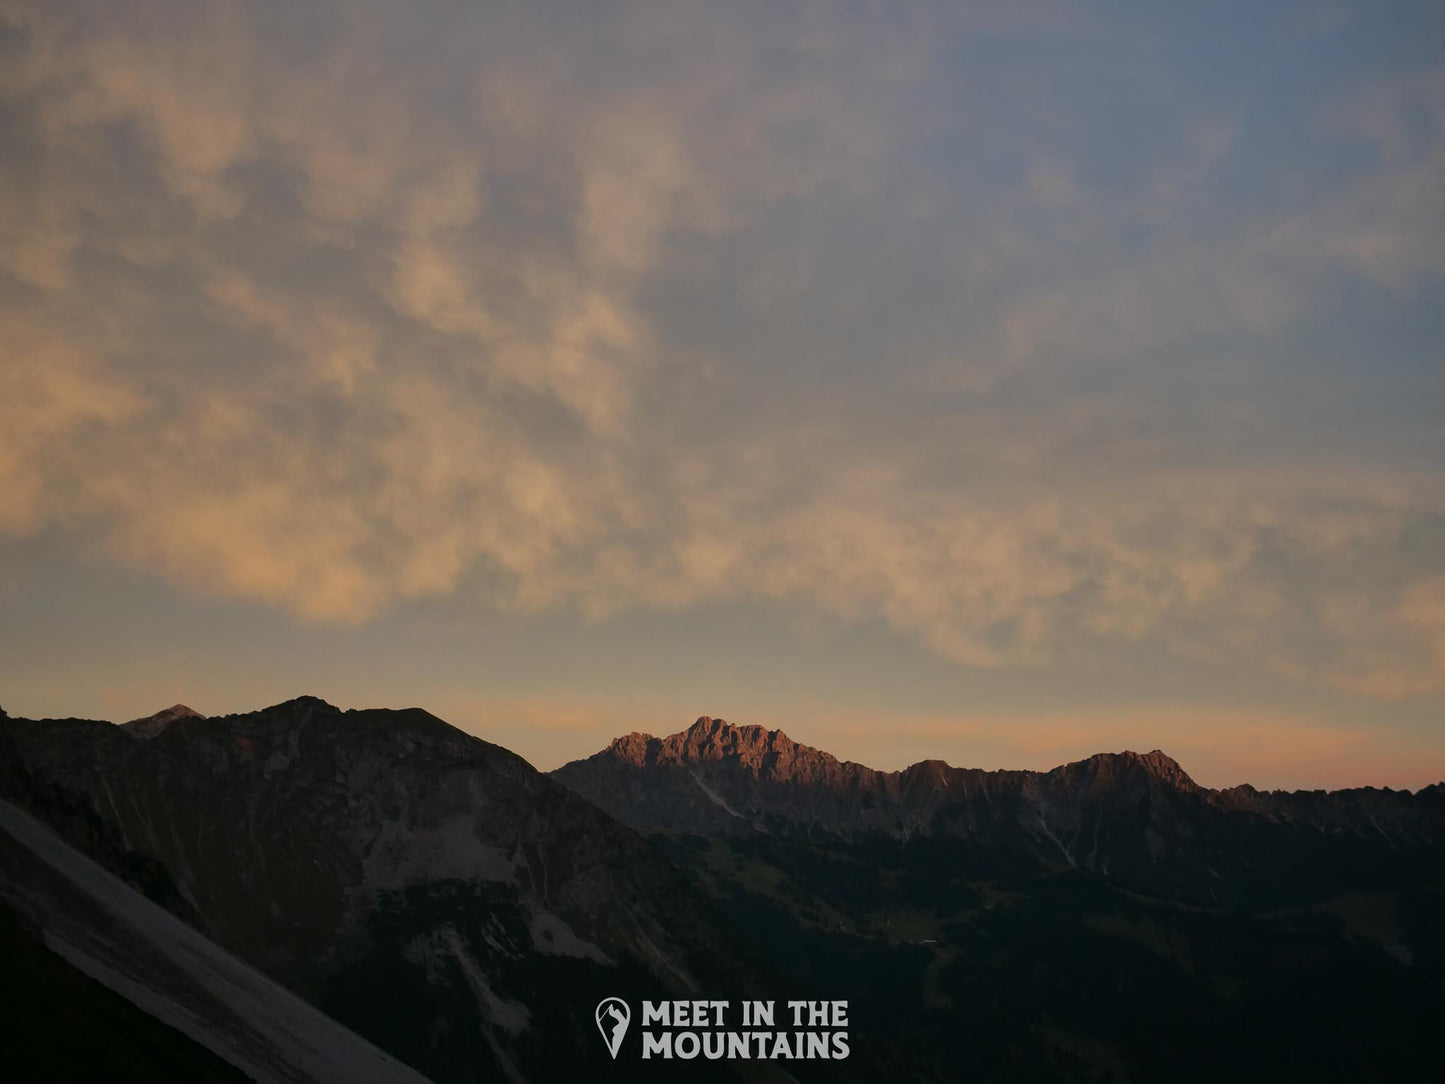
[
  {"xmin": 554, "ymin": 713, "xmax": 1444, "ymax": 1080},
  {"xmin": 2, "ymin": 698, "xmax": 795, "ymax": 1082},
  {"xmin": 5, "ymin": 697, "xmax": 1442, "ymax": 1081},
  {"xmin": 553, "ymin": 715, "xmax": 1445, "ymax": 904},
  {"xmin": 584, "ymin": 714, "xmax": 1430, "ymax": 796}
]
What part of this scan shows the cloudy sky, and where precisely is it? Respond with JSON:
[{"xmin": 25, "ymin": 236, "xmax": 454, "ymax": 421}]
[{"xmin": 1, "ymin": 0, "xmax": 1442, "ymax": 788}]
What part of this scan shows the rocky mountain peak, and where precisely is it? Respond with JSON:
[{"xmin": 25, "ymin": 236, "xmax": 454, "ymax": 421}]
[
  {"xmin": 603, "ymin": 731, "xmax": 658, "ymax": 766},
  {"xmin": 1140, "ymin": 747, "xmax": 1188, "ymax": 771},
  {"xmin": 1055, "ymin": 748, "xmax": 1199, "ymax": 792},
  {"xmin": 659, "ymin": 717, "xmax": 847, "ymax": 781},
  {"xmin": 679, "ymin": 716, "xmax": 791, "ymax": 757},
  {"xmin": 126, "ymin": 704, "xmax": 203, "ymax": 724},
  {"xmin": 274, "ymin": 694, "xmax": 339, "ymax": 714},
  {"xmin": 599, "ymin": 717, "xmax": 813, "ymax": 768},
  {"xmin": 1127, "ymin": 749, "xmax": 1197, "ymax": 789},
  {"xmin": 121, "ymin": 704, "xmax": 205, "ymax": 739},
  {"xmin": 687, "ymin": 714, "xmax": 726, "ymax": 735}
]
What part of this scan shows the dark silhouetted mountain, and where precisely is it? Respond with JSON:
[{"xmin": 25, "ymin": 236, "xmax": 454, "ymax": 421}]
[
  {"xmin": 1, "ymin": 700, "xmax": 807, "ymax": 1083},
  {"xmin": 122, "ymin": 703, "xmax": 205, "ymax": 738},
  {"xmin": 7, "ymin": 700, "xmax": 1441, "ymax": 1082}
]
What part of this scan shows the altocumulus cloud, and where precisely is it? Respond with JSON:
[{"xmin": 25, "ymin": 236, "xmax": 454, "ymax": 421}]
[{"xmin": 0, "ymin": 0, "xmax": 1442, "ymax": 698}]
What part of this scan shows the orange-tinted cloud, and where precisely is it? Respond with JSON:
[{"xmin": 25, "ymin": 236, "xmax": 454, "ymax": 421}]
[{"xmin": 0, "ymin": 0, "xmax": 1441, "ymax": 711}]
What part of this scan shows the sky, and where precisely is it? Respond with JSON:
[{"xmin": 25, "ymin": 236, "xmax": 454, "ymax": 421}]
[{"xmin": 1, "ymin": 0, "xmax": 1442, "ymax": 790}]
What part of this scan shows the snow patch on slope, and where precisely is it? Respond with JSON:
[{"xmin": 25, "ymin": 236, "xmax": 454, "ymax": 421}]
[
  {"xmin": 0, "ymin": 799, "xmax": 433, "ymax": 1084},
  {"xmin": 363, "ymin": 815, "xmax": 517, "ymax": 889},
  {"xmin": 528, "ymin": 912, "xmax": 611, "ymax": 963}
]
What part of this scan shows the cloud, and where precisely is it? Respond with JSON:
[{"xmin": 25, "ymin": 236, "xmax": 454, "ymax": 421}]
[
  {"xmin": 0, "ymin": 0, "xmax": 1441, "ymax": 703},
  {"xmin": 0, "ymin": 315, "xmax": 145, "ymax": 531}
]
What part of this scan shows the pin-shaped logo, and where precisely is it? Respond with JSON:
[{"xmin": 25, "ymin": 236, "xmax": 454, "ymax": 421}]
[{"xmin": 595, "ymin": 996, "xmax": 630, "ymax": 1059}]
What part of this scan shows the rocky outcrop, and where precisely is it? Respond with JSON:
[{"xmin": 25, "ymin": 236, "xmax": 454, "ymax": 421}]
[{"xmin": 121, "ymin": 703, "xmax": 204, "ymax": 738}]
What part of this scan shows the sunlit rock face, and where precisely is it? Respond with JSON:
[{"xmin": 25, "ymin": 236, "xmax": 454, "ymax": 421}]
[{"xmin": 555, "ymin": 716, "xmax": 1445, "ymax": 907}]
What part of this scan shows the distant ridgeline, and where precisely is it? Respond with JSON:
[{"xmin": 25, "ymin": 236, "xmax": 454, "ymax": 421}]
[
  {"xmin": 3, "ymin": 700, "xmax": 1442, "ymax": 1082},
  {"xmin": 554, "ymin": 715, "xmax": 1444, "ymax": 906}
]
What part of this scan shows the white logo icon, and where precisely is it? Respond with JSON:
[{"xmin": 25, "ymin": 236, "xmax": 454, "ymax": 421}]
[{"xmin": 595, "ymin": 997, "xmax": 630, "ymax": 1058}]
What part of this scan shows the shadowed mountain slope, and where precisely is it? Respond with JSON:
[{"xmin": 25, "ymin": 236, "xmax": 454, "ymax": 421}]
[{"xmin": 1, "ymin": 701, "xmax": 804, "ymax": 1084}]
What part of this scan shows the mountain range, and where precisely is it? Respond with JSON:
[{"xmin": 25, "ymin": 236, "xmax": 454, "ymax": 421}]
[
  {"xmin": 3, "ymin": 700, "xmax": 1441, "ymax": 1082},
  {"xmin": 555, "ymin": 715, "xmax": 1444, "ymax": 907}
]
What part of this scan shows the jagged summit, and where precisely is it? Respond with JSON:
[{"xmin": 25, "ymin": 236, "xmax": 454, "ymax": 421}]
[
  {"xmin": 125, "ymin": 704, "xmax": 203, "ymax": 724},
  {"xmin": 1060, "ymin": 748, "xmax": 1200, "ymax": 791},
  {"xmin": 682, "ymin": 715, "xmax": 795, "ymax": 748},
  {"xmin": 594, "ymin": 716, "xmax": 847, "ymax": 782},
  {"xmin": 1132, "ymin": 748, "xmax": 1196, "ymax": 785},
  {"xmin": 268, "ymin": 694, "xmax": 339, "ymax": 713},
  {"xmin": 552, "ymin": 715, "xmax": 1286, "ymax": 847},
  {"xmin": 119, "ymin": 697, "xmax": 340, "ymax": 737},
  {"xmin": 587, "ymin": 715, "xmax": 1195, "ymax": 786},
  {"xmin": 121, "ymin": 703, "xmax": 205, "ymax": 738},
  {"xmin": 553, "ymin": 716, "xmax": 1444, "ymax": 884}
]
